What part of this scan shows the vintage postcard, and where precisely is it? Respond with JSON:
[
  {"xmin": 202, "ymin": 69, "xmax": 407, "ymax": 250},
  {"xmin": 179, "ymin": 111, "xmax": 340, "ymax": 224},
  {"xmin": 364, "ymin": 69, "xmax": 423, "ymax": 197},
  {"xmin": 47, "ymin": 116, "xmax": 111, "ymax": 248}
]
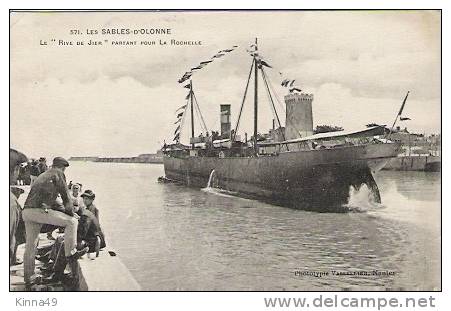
[{"xmin": 9, "ymin": 10, "xmax": 441, "ymax": 293}]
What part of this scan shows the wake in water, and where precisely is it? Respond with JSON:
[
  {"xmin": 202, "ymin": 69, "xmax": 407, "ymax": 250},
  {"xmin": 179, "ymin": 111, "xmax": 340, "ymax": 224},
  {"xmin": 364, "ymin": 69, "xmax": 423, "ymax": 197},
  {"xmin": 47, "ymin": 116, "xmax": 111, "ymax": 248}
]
[
  {"xmin": 344, "ymin": 184, "xmax": 386, "ymax": 212},
  {"xmin": 202, "ymin": 169, "xmax": 235, "ymax": 197},
  {"xmin": 201, "ymin": 186, "xmax": 239, "ymax": 198},
  {"xmin": 201, "ymin": 169, "xmax": 258, "ymax": 206}
]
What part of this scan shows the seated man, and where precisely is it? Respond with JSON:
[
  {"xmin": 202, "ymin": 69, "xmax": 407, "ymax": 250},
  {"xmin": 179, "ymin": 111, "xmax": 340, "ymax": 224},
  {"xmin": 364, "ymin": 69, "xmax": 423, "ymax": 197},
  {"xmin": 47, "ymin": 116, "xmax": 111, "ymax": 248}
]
[
  {"xmin": 81, "ymin": 190, "xmax": 99, "ymax": 221},
  {"xmin": 46, "ymin": 204, "xmax": 106, "ymax": 281},
  {"xmin": 77, "ymin": 203, "xmax": 106, "ymax": 256}
]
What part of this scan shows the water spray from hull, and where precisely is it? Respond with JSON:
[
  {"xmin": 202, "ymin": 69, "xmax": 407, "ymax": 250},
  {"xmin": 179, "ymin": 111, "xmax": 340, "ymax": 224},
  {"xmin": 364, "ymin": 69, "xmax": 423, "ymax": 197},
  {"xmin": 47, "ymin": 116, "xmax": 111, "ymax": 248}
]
[
  {"xmin": 206, "ymin": 169, "xmax": 216, "ymax": 188},
  {"xmin": 350, "ymin": 170, "xmax": 381, "ymax": 204}
]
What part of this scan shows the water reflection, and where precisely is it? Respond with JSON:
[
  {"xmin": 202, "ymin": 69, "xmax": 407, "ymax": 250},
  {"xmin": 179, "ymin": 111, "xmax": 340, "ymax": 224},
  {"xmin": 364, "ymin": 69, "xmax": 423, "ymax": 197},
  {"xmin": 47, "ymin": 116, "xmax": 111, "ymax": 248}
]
[{"xmin": 66, "ymin": 163, "xmax": 440, "ymax": 291}]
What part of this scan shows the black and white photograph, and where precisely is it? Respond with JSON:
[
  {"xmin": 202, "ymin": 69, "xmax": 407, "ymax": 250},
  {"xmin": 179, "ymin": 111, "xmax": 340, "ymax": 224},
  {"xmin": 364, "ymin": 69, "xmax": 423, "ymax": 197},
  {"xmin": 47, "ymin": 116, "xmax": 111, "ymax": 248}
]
[{"xmin": 9, "ymin": 10, "xmax": 441, "ymax": 294}]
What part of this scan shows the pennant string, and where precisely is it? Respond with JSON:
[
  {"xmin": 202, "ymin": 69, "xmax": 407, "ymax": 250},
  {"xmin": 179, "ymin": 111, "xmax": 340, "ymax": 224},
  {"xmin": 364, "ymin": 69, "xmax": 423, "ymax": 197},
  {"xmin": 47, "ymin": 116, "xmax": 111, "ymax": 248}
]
[{"xmin": 178, "ymin": 44, "xmax": 239, "ymax": 84}]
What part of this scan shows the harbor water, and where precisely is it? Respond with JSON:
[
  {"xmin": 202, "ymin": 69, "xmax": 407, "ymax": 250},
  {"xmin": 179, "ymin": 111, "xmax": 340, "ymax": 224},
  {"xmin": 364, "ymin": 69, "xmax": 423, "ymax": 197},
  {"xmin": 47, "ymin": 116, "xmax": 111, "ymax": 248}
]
[{"xmin": 65, "ymin": 162, "xmax": 441, "ymax": 291}]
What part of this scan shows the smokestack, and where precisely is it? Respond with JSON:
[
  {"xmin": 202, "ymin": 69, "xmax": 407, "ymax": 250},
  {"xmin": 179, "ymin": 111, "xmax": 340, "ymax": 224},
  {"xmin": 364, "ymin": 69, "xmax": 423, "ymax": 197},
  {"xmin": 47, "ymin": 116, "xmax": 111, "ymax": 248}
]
[{"xmin": 220, "ymin": 104, "xmax": 231, "ymax": 138}]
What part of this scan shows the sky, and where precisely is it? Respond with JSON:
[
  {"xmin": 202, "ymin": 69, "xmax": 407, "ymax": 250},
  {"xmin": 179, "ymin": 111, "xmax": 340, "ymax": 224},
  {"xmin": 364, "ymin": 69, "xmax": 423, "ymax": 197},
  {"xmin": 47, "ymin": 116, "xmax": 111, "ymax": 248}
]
[{"xmin": 10, "ymin": 10, "xmax": 441, "ymax": 159}]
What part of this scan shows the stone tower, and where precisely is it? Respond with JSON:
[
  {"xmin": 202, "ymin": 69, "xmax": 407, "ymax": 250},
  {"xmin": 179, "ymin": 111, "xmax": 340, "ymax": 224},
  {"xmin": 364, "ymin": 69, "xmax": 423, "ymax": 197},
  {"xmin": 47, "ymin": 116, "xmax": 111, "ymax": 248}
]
[{"xmin": 284, "ymin": 93, "xmax": 314, "ymax": 140}]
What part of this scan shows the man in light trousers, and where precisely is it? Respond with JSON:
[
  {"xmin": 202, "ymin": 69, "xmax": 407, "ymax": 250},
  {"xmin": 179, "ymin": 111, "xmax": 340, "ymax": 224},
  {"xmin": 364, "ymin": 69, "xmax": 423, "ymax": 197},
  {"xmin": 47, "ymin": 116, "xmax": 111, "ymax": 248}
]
[{"xmin": 22, "ymin": 157, "xmax": 88, "ymax": 289}]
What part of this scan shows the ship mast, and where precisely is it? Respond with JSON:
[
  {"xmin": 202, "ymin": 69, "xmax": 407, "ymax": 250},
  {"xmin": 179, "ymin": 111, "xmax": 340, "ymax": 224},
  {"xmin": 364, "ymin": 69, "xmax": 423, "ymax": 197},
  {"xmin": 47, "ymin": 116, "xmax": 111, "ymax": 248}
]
[
  {"xmin": 190, "ymin": 80, "xmax": 195, "ymax": 149},
  {"xmin": 253, "ymin": 38, "xmax": 258, "ymax": 155},
  {"xmin": 232, "ymin": 38, "xmax": 287, "ymax": 152}
]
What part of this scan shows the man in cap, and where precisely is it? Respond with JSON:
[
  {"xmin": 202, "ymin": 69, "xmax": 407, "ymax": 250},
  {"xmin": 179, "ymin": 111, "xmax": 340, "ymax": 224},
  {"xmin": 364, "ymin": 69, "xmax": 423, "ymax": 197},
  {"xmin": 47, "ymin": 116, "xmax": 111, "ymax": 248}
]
[
  {"xmin": 29, "ymin": 159, "xmax": 40, "ymax": 185},
  {"xmin": 10, "ymin": 148, "xmax": 28, "ymax": 185},
  {"xmin": 10, "ymin": 148, "xmax": 28, "ymax": 265},
  {"xmin": 41, "ymin": 198, "xmax": 106, "ymax": 282},
  {"xmin": 37, "ymin": 157, "xmax": 48, "ymax": 175},
  {"xmin": 22, "ymin": 156, "xmax": 88, "ymax": 289},
  {"xmin": 81, "ymin": 190, "xmax": 99, "ymax": 221}
]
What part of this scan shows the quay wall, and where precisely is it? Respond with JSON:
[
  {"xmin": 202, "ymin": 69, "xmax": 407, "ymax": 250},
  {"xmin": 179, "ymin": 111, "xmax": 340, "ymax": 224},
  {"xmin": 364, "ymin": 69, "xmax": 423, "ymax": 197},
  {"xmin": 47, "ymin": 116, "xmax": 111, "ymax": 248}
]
[
  {"xmin": 69, "ymin": 156, "xmax": 163, "ymax": 164},
  {"xmin": 95, "ymin": 156, "xmax": 163, "ymax": 164},
  {"xmin": 69, "ymin": 156, "xmax": 99, "ymax": 161},
  {"xmin": 77, "ymin": 249, "xmax": 141, "ymax": 291},
  {"xmin": 10, "ymin": 241, "xmax": 140, "ymax": 291},
  {"xmin": 383, "ymin": 155, "xmax": 440, "ymax": 171}
]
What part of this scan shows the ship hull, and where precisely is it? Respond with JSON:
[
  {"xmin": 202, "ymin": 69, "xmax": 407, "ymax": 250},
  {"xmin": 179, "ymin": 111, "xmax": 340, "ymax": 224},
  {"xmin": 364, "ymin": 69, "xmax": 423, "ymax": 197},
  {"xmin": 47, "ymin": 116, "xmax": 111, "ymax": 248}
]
[{"xmin": 163, "ymin": 143, "xmax": 400, "ymax": 212}]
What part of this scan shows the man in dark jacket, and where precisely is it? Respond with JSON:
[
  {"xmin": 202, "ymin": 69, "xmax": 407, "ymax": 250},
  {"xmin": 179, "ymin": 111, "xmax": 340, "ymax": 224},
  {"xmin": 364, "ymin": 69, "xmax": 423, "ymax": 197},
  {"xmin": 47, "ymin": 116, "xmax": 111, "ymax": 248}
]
[
  {"xmin": 48, "ymin": 205, "xmax": 106, "ymax": 280},
  {"xmin": 38, "ymin": 157, "xmax": 48, "ymax": 175},
  {"xmin": 18, "ymin": 162, "xmax": 31, "ymax": 185},
  {"xmin": 77, "ymin": 207, "xmax": 106, "ymax": 254},
  {"xmin": 22, "ymin": 157, "xmax": 88, "ymax": 288},
  {"xmin": 29, "ymin": 160, "xmax": 40, "ymax": 184}
]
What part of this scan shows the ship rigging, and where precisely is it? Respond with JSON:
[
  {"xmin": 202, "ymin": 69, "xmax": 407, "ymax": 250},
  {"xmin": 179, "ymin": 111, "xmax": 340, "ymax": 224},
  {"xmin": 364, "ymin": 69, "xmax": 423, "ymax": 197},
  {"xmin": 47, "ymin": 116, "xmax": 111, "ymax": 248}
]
[
  {"xmin": 171, "ymin": 38, "xmax": 306, "ymax": 155},
  {"xmin": 162, "ymin": 39, "xmax": 401, "ymax": 211}
]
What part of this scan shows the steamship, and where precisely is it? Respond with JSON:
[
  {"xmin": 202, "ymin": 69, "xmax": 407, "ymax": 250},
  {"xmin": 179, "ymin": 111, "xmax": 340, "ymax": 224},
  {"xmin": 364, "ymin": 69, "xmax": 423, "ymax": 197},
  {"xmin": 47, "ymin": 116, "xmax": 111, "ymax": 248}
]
[{"xmin": 162, "ymin": 39, "xmax": 401, "ymax": 211}]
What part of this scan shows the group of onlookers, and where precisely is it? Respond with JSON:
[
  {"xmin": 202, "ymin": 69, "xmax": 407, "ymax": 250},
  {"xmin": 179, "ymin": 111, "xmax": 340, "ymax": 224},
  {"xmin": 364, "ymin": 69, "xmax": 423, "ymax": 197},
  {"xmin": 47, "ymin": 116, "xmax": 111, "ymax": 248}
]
[
  {"xmin": 15, "ymin": 157, "xmax": 48, "ymax": 185},
  {"xmin": 10, "ymin": 149, "xmax": 106, "ymax": 290}
]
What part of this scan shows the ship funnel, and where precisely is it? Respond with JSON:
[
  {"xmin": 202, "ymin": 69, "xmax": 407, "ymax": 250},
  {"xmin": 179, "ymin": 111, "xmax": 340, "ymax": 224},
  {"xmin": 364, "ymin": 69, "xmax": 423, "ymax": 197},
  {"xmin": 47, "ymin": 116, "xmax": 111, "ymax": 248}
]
[
  {"xmin": 284, "ymin": 93, "xmax": 314, "ymax": 140},
  {"xmin": 220, "ymin": 104, "xmax": 231, "ymax": 138}
]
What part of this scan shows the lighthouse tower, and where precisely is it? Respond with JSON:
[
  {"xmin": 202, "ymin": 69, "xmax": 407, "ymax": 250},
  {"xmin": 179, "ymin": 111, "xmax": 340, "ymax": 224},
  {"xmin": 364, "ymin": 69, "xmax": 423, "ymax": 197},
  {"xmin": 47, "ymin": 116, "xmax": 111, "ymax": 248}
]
[{"xmin": 284, "ymin": 92, "xmax": 314, "ymax": 140}]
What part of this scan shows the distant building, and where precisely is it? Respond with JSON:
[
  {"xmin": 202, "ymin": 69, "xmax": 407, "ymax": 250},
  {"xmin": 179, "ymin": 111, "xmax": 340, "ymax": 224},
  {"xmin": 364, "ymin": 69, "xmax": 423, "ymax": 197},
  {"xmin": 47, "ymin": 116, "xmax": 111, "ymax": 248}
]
[
  {"xmin": 69, "ymin": 156, "xmax": 99, "ymax": 161},
  {"xmin": 390, "ymin": 127, "xmax": 440, "ymax": 156}
]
